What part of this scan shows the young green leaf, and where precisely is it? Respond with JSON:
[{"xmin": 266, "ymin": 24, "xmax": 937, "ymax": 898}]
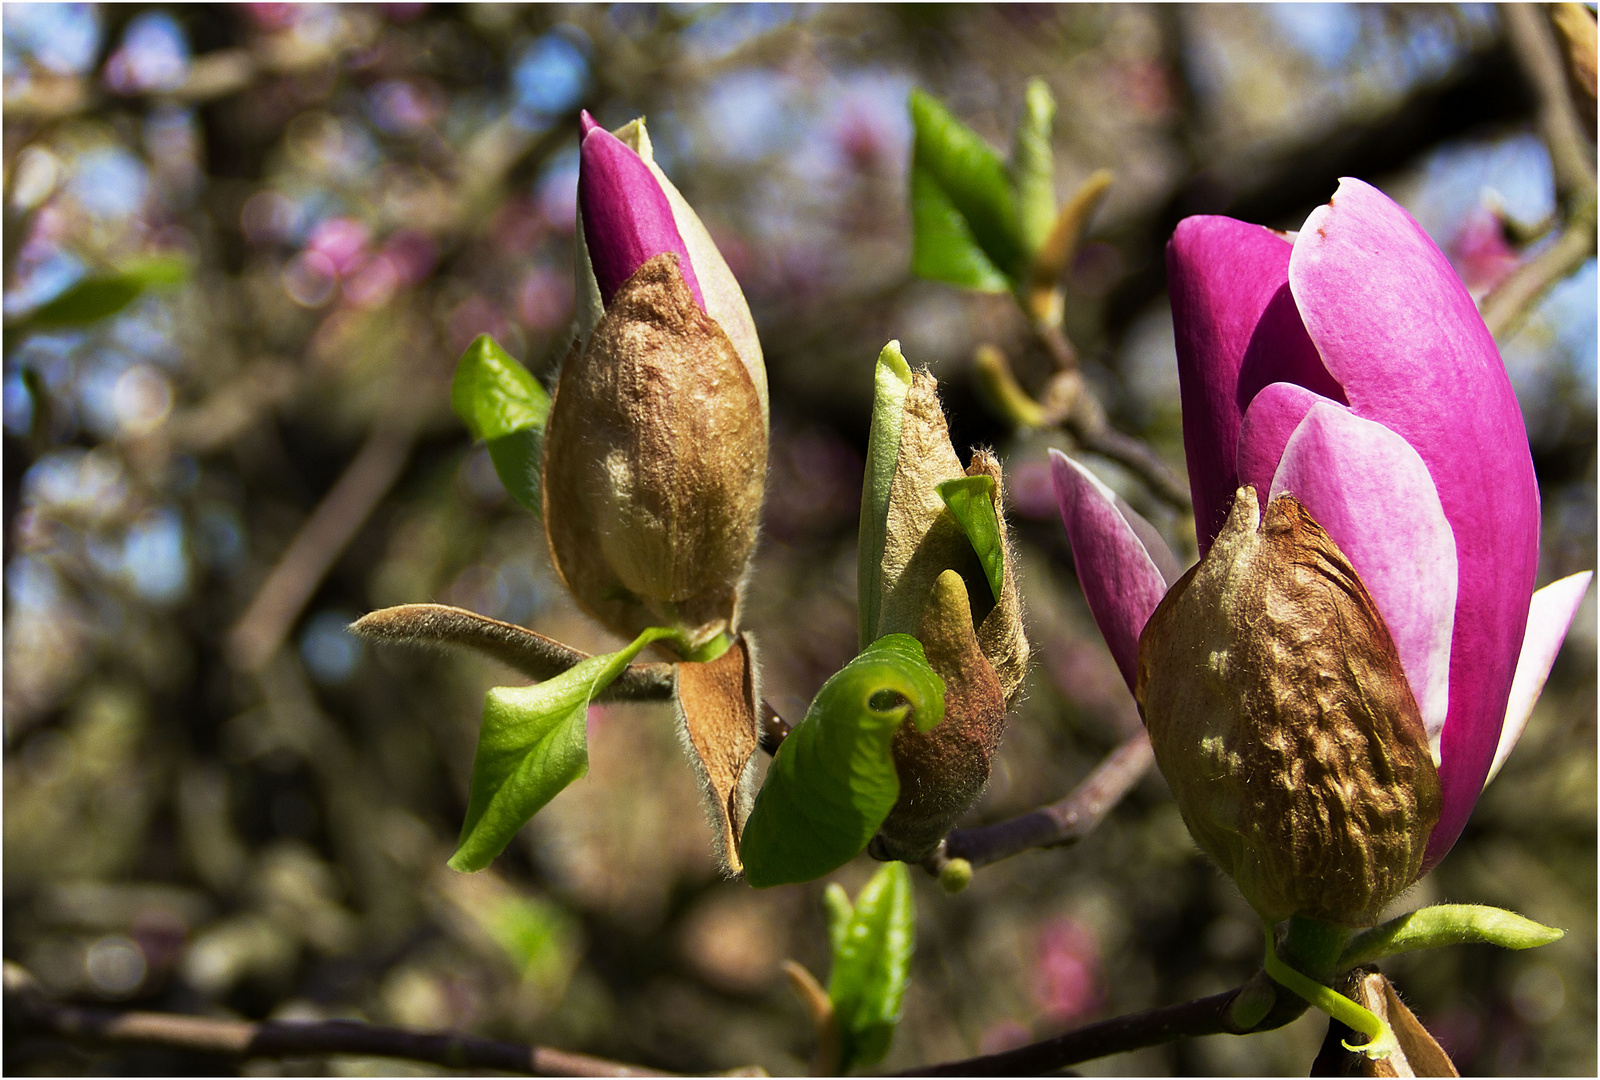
[
  {"xmin": 858, "ymin": 341, "xmax": 914, "ymax": 648},
  {"xmin": 17, "ymin": 255, "xmax": 189, "ymax": 330},
  {"xmin": 909, "ymin": 90, "xmax": 1022, "ymax": 290},
  {"xmin": 739, "ymin": 635, "xmax": 945, "ymax": 888},
  {"xmin": 1010, "ymin": 78, "xmax": 1057, "ymax": 262},
  {"xmin": 449, "ymin": 626, "xmax": 676, "ymax": 873},
  {"xmin": 451, "ymin": 334, "xmax": 552, "ymax": 514},
  {"xmin": 827, "ymin": 861, "xmax": 915, "ymax": 1073},
  {"xmin": 1337, "ymin": 904, "xmax": 1565, "ymax": 971},
  {"xmin": 936, "ymin": 474, "xmax": 1004, "ymax": 603}
]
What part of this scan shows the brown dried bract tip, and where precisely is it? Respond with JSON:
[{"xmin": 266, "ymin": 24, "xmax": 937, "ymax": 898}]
[
  {"xmin": 1135, "ymin": 489, "xmax": 1440, "ymax": 927},
  {"xmin": 542, "ymin": 253, "xmax": 767, "ymax": 647},
  {"xmin": 673, "ymin": 635, "xmax": 762, "ymax": 875}
]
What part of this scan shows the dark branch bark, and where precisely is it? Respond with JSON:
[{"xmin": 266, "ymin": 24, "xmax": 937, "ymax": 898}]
[
  {"xmin": 896, "ymin": 973, "xmax": 1309, "ymax": 1076},
  {"xmin": 943, "ymin": 732, "xmax": 1155, "ymax": 869},
  {"xmin": 4, "ymin": 964, "xmax": 670, "ymax": 1077}
]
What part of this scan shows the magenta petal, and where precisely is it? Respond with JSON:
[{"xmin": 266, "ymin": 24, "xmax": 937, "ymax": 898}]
[
  {"xmin": 1236, "ymin": 381, "xmax": 1334, "ymax": 512},
  {"xmin": 1050, "ymin": 450, "xmax": 1173, "ymax": 694},
  {"xmin": 1289, "ymin": 178, "xmax": 1541, "ymax": 866},
  {"xmin": 1485, "ymin": 572, "xmax": 1593, "ymax": 787},
  {"xmin": 1167, "ymin": 219, "xmax": 1330, "ymax": 554},
  {"xmin": 578, "ymin": 120, "xmax": 704, "ymax": 310},
  {"xmin": 1268, "ymin": 403, "xmax": 1458, "ymax": 741}
]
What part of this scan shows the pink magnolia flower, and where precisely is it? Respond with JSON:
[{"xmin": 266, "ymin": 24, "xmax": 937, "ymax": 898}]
[{"xmin": 1053, "ymin": 178, "xmax": 1590, "ymax": 880}]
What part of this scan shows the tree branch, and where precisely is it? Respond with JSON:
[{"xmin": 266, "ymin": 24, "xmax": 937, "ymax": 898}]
[
  {"xmin": 1480, "ymin": 5, "xmax": 1598, "ymax": 341},
  {"xmin": 227, "ymin": 421, "xmax": 418, "ymax": 672},
  {"xmin": 1503, "ymin": 3, "xmax": 1596, "ymax": 204},
  {"xmin": 940, "ymin": 731, "xmax": 1154, "ymax": 870},
  {"xmin": 3, "ymin": 964, "xmax": 670, "ymax": 1077},
  {"xmin": 897, "ymin": 972, "xmax": 1308, "ymax": 1075}
]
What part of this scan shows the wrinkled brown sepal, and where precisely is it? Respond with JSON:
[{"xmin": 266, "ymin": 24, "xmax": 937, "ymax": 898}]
[
  {"xmin": 1136, "ymin": 489, "xmax": 1440, "ymax": 926},
  {"xmin": 674, "ymin": 634, "xmax": 762, "ymax": 875},
  {"xmin": 875, "ymin": 570, "xmax": 1007, "ymax": 863},
  {"xmin": 543, "ymin": 252, "xmax": 766, "ymax": 647}
]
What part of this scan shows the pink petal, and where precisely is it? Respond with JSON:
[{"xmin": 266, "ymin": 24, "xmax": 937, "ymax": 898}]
[
  {"xmin": 1050, "ymin": 450, "xmax": 1174, "ymax": 694},
  {"xmin": 1236, "ymin": 381, "xmax": 1332, "ymax": 511},
  {"xmin": 1289, "ymin": 178, "xmax": 1541, "ymax": 866},
  {"xmin": 1268, "ymin": 403, "xmax": 1458, "ymax": 741},
  {"xmin": 1167, "ymin": 219, "xmax": 1332, "ymax": 554},
  {"xmin": 1484, "ymin": 572, "xmax": 1593, "ymax": 788},
  {"xmin": 578, "ymin": 112, "xmax": 704, "ymax": 310}
]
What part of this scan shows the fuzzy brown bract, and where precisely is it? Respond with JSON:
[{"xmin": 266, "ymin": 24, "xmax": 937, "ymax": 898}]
[
  {"xmin": 542, "ymin": 253, "xmax": 767, "ymax": 647},
  {"xmin": 1135, "ymin": 488, "xmax": 1441, "ymax": 926},
  {"xmin": 875, "ymin": 569, "xmax": 1008, "ymax": 862}
]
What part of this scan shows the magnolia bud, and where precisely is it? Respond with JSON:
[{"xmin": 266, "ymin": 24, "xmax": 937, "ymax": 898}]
[
  {"xmin": 864, "ymin": 360, "xmax": 1029, "ymax": 861},
  {"xmin": 544, "ymin": 115, "xmax": 767, "ymax": 649},
  {"xmin": 1136, "ymin": 488, "xmax": 1440, "ymax": 926}
]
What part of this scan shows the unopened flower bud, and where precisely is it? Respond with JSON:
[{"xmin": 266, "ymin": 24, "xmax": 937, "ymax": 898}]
[
  {"xmin": 1136, "ymin": 488, "xmax": 1441, "ymax": 926},
  {"xmin": 544, "ymin": 115, "xmax": 767, "ymax": 649}
]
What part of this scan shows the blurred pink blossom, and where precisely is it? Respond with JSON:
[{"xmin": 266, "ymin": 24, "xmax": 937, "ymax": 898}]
[{"xmin": 1032, "ymin": 918, "xmax": 1105, "ymax": 1025}]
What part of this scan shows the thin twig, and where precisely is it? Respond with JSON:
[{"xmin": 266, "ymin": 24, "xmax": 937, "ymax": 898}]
[
  {"xmin": 897, "ymin": 973, "xmax": 1308, "ymax": 1075},
  {"xmin": 1038, "ymin": 359, "xmax": 1191, "ymax": 512},
  {"xmin": 1480, "ymin": 193, "xmax": 1597, "ymax": 339},
  {"xmin": 227, "ymin": 422, "xmax": 417, "ymax": 672},
  {"xmin": 3, "ymin": 964, "xmax": 670, "ymax": 1077},
  {"xmin": 942, "ymin": 732, "xmax": 1154, "ymax": 869}
]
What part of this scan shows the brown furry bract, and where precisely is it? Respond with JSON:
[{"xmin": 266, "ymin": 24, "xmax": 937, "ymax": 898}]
[
  {"xmin": 542, "ymin": 253, "xmax": 767, "ymax": 647},
  {"xmin": 1136, "ymin": 488, "xmax": 1440, "ymax": 926},
  {"xmin": 876, "ymin": 570, "xmax": 1008, "ymax": 862}
]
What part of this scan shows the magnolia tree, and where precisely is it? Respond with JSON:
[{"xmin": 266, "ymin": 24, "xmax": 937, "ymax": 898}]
[{"xmin": 350, "ymin": 87, "xmax": 1591, "ymax": 1076}]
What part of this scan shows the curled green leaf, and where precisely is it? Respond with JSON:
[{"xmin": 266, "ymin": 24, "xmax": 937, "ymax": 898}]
[
  {"xmin": 739, "ymin": 635, "xmax": 945, "ymax": 888},
  {"xmin": 827, "ymin": 861, "xmax": 915, "ymax": 1073},
  {"xmin": 449, "ymin": 626, "xmax": 675, "ymax": 873},
  {"xmin": 1337, "ymin": 904, "xmax": 1565, "ymax": 971},
  {"xmin": 451, "ymin": 334, "xmax": 552, "ymax": 514},
  {"xmin": 936, "ymin": 474, "xmax": 1003, "ymax": 603},
  {"xmin": 859, "ymin": 341, "xmax": 914, "ymax": 648}
]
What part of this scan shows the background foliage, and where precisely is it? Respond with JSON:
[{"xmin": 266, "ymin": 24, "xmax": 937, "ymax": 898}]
[{"xmin": 4, "ymin": 4, "xmax": 1594, "ymax": 1075}]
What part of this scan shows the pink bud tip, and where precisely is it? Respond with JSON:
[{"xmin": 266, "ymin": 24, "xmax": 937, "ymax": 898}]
[
  {"xmin": 579, "ymin": 109, "xmax": 599, "ymax": 137},
  {"xmin": 578, "ymin": 119, "xmax": 704, "ymax": 311}
]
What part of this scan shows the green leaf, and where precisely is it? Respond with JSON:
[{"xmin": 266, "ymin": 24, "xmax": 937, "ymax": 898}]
[
  {"xmin": 909, "ymin": 89, "xmax": 1022, "ymax": 290},
  {"xmin": 858, "ymin": 340, "xmax": 913, "ymax": 648},
  {"xmin": 1337, "ymin": 904, "xmax": 1565, "ymax": 972},
  {"xmin": 449, "ymin": 626, "xmax": 676, "ymax": 872},
  {"xmin": 19, "ymin": 255, "xmax": 189, "ymax": 329},
  {"xmin": 909, "ymin": 166, "xmax": 1012, "ymax": 293},
  {"xmin": 451, "ymin": 334, "xmax": 552, "ymax": 514},
  {"xmin": 827, "ymin": 861, "xmax": 915, "ymax": 1073},
  {"xmin": 1010, "ymin": 78, "xmax": 1057, "ymax": 261},
  {"xmin": 739, "ymin": 635, "xmax": 945, "ymax": 888},
  {"xmin": 936, "ymin": 474, "xmax": 1003, "ymax": 603}
]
